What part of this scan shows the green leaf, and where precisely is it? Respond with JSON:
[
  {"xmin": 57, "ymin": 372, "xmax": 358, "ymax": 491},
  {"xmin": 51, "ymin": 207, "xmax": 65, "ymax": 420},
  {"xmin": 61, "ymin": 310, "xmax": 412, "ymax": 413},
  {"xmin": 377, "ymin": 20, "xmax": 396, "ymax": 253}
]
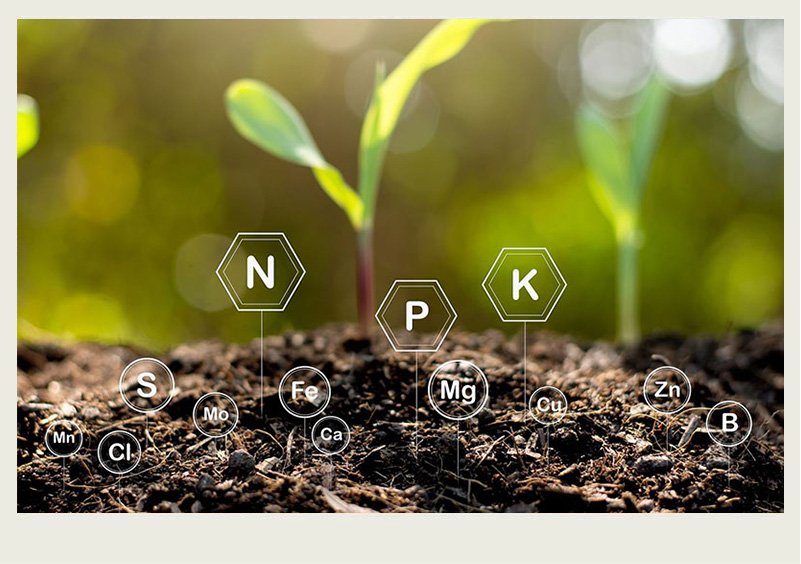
[
  {"xmin": 225, "ymin": 79, "xmax": 364, "ymax": 229},
  {"xmin": 576, "ymin": 77, "xmax": 670, "ymax": 239},
  {"xmin": 630, "ymin": 77, "xmax": 670, "ymax": 197},
  {"xmin": 358, "ymin": 19, "xmax": 490, "ymax": 226},
  {"xmin": 17, "ymin": 94, "xmax": 39, "ymax": 158},
  {"xmin": 575, "ymin": 104, "xmax": 633, "ymax": 229}
]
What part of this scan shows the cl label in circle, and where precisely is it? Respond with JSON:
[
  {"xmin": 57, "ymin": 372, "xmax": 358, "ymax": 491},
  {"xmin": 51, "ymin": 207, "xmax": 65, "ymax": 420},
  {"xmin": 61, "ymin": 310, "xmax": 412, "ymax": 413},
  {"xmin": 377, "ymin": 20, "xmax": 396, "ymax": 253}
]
[{"xmin": 97, "ymin": 430, "xmax": 142, "ymax": 475}]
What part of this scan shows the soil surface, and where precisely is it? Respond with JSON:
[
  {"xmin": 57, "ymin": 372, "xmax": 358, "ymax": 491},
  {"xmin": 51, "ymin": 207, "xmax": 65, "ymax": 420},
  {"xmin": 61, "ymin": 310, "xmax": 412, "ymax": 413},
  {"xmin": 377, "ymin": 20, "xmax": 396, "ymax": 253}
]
[{"xmin": 17, "ymin": 325, "xmax": 784, "ymax": 513}]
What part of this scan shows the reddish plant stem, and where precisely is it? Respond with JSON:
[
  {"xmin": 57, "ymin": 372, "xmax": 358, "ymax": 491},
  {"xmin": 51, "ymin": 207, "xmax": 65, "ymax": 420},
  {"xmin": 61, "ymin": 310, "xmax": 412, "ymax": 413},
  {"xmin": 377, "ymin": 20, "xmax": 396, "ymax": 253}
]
[{"xmin": 356, "ymin": 227, "xmax": 374, "ymax": 331}]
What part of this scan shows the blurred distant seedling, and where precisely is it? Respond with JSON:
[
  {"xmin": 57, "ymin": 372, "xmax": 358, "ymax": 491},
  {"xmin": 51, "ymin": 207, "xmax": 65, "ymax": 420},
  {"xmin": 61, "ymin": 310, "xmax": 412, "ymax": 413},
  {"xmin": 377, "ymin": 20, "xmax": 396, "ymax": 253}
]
[
  {"xmin": 225, "ymin": 19, "xmax": 490, "ymax": 328},
  {"xmin": 576, "ymin": 77, "xmax": 670, "ymax": 345},
  {"xmin": 17, "ymin": 94, "xmax": 39, "ymax": 158}
]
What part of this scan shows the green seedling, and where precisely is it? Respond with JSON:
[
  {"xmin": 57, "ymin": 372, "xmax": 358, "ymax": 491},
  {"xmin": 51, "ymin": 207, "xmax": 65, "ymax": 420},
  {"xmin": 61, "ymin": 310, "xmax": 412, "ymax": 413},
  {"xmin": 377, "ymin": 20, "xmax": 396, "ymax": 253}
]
[
  {"xmin": 225, "ymin": 19, "xmax": 490, "ymax": 328},
  {"xmin": 17, "ymin": 94, "xmax": 39, "ymax": 158},
  {"xmin": 576, "ymin": 77, "xmax": 670, "ymax": 345}
]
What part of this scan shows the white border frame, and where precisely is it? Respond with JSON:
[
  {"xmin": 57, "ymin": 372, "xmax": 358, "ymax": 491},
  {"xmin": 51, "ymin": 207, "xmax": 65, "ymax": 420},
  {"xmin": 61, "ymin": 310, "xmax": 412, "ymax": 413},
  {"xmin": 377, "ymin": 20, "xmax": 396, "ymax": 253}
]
[{"xmin": 5, "ymin": 7, "xmax": 799, "ymax": 564}]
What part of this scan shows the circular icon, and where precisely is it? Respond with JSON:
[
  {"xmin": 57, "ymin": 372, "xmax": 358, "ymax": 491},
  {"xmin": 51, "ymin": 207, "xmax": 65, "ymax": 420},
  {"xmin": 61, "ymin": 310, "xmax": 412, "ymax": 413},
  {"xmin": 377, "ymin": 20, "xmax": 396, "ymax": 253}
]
[
  {"xmin": 528, "ymin": 386, "xmax": 568, "ymax": 426},
  {"xmin": 311, "ymin": 416, "xmax": 351, "ymax": 455},
  {"xmin": 193, "ymin": 392, "xmax": 239, "ymax": 438},
  {"xmin": 97, "ymin": 430, "xmax": 142, "ymax": 475},
  {"xmin": 278, "ymin": 366, "xmax": 331, "ymax": 418},
  {"xmin": 643, "ymin": 366, "xmax": 691, "ymax": 414},
  {"xmin": 44, "ymin": 419, "xmax": 83, "ymax": 457},
  {"xmin": 427, "ymin": 360, "xmax": 489, "ymax": 421},
  {"xmin": 706, "ymin": 401, "xmax": 753, "ymax": 447},
  {"xmin": 119, "ymin": 357, "xmax": 175, "ymax": 414}
]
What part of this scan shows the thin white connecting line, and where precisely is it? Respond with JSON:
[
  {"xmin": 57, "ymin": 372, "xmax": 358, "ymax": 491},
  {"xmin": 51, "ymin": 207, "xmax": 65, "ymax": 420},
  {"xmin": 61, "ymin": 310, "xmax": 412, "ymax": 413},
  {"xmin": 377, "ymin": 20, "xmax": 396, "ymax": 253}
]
[
  {"xmin": 414, "ymin": 352, "xmax": 419, "ymax": 455},
  {"xmin": 456, "ymin": 420, "xmax": 460, "ymax": 482},
  {"xmin": 523, "ymin": 322, "xmax": 527, "ymax": 420},
  {"xmin": 260, "ymin": 311, "xmax": 264, "ymax": 419}
]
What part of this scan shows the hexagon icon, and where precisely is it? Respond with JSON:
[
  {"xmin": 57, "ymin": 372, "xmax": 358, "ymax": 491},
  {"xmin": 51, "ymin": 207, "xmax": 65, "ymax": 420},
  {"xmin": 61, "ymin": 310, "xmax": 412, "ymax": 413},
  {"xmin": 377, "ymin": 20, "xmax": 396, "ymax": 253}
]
[
  {"xmin": 216, "ymin": 232, "xmax": 305, "ymax": 312},
  {"xmin": 375, "ymin": 280, "xmax": 457, "ymax": 352},
  {"xmin": 482, "ymin": 248, "xmax": 566, "ymax": 322}
]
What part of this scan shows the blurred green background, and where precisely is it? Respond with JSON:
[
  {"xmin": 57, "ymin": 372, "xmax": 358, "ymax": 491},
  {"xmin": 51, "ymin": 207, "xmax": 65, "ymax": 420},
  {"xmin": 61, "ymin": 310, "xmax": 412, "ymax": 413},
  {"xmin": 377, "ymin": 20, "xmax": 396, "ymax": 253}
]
[{"xmin": 17, "ymin": 20, "xmax": 784, "ymax": 348}]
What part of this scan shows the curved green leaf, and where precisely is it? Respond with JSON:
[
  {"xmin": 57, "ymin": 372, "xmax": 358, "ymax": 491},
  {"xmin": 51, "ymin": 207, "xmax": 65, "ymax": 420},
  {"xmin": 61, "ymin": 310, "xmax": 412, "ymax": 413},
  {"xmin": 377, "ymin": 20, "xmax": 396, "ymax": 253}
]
[
  {"xmin": 359, "ymin": 19, "xmax": 490, "ymax": 225},
  {"xmin": 576, "ymin": 104, "xmax": 632, "ymax": 228},
  {"xmin": 17, "ymin": 94, "xmax": 39, "ymax": 158},
  {"xmin": 225, "ymin": 79, "xmax": 363, "ymax": 229},
  {"xmin": 630, "ymin": 77, "xmax": 670, "ymax": 197}
]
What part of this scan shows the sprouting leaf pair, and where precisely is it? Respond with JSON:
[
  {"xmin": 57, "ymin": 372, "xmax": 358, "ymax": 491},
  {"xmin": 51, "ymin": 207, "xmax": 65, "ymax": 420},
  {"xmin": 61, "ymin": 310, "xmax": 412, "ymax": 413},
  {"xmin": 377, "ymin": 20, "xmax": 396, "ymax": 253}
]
[{"xmin": 225, "ymin": 19, "xmax": 490, "ymax": 232}]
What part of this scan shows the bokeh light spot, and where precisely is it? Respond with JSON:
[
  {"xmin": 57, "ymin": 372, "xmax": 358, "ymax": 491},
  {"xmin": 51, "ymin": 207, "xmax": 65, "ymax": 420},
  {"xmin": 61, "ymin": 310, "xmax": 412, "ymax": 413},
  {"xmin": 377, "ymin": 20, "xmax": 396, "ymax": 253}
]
[
  {"xmin": 745, "ymin": 20, "xmax": 783, "ymax": 104},
  {"xmin": 653, "ymin": 19, "xmax": 733, "ymax": 93},
  {"xmin": 301, "ymin": 20, "xmax": 372, "ymax": 54},
  {"xmin": 174, "ymin": 233, "xmax": 232, "ymax": 312},
  {"xmin": 64, "ymin": 145, "xmax": 140, "ymax": 224},
  {"xmin": 579, "ymin": 22, "xmax": 652, "ymax": 103}
]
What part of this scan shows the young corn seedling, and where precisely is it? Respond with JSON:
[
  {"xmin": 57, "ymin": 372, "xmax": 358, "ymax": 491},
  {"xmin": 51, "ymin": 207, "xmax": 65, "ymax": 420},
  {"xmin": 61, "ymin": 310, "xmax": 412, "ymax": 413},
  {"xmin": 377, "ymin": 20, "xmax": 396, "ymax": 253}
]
[
  {"xmin": 17, "ymin": 94, "xmax": 39, "ymax": 158},
  {"xmin": 225, "ymin": 20, "xmax": 490, "ymax": 329},
  {"xmin": 576, "ymin": 77, "xmax": 670, "ymax": 345}
]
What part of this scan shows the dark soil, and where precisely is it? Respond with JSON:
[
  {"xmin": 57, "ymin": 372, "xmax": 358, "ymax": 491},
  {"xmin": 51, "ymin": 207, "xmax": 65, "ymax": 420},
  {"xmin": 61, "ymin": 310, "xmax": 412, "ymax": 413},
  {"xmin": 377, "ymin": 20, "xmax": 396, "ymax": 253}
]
[{"xmin": 17, "ymin": 325, "xmax": 784, "ymax": 513}]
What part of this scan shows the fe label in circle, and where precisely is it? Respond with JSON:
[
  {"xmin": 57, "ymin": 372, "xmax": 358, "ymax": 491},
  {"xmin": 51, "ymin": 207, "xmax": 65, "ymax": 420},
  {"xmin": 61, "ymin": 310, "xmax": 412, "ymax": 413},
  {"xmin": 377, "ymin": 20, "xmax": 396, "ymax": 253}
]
[{"xmin": 279, "ymin": 366, "xmax": 331, "ymax": 418}]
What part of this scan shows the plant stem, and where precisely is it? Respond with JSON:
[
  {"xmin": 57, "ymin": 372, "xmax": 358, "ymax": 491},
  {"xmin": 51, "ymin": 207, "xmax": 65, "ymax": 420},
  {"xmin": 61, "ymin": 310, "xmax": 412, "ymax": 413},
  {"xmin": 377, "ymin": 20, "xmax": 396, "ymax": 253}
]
[
  {"xmin": 617, "ymin": 229, "xmax": 641, "ymax": 346},
  {"xmin": 356, "ymin": 227, "xmax": 374, "ymax": 330}
]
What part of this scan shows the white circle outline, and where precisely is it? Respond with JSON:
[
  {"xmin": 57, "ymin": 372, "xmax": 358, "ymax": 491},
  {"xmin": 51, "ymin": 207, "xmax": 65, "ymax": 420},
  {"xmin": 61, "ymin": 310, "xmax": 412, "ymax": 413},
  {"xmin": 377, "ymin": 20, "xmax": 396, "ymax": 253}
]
[
  {"xmin": 528, "ymin": 385, "xmax": 568, "ymax": 426},
  {"xmin": 192, "ymin": 392, "xmax": 240, "ymax": 438},
  {"xmin": 642, "ymin": 365, "xmax": 692, "ymax": 415},
  {"xmin": 427, "ymin": 360, "xmax": 490, "ymax": 422},
  {"xmin": 44, "ymin": 419, "xmax": 84, "ymax": 458},
  {"xmin": 278, "ymin": 366, "xmax": 331, "ymax": 419},
  {"xmin": 119, "ymin": 357, "xmax": 175, "ymax": 414},
  {"xmin": 97, "ymin": 430, "xmax": 142, "ymax": 475},
  {"xmin": 310, "ymin": 416, "xmax": 351, "ymax": 456},
  {"xmin": 706, "ymin": 400, "xmax": 753, "ymax": 448}
]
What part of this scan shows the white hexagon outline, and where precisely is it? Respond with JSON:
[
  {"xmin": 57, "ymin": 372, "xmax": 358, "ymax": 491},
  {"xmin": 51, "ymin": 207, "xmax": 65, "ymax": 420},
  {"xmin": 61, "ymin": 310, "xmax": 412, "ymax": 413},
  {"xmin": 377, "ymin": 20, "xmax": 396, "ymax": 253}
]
[
  {"xmin": 216, "ymin": 232, "xmax": 306, "ymax": 312},
  {"xmin": 375, "ymin": 279, "xmax": 458, "ymax": 353},
  {"xmin": 481, "ymin": 247, "xmax": 567, "ymax": 323}
]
